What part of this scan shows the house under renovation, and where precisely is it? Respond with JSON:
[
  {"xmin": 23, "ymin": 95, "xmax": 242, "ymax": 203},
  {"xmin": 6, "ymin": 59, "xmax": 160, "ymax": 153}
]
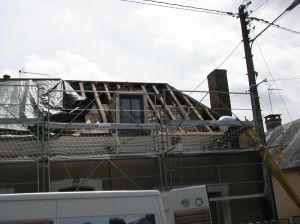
[{"xmin": 0, "ymin": 69, "xmax": 279, "ymax": 223}]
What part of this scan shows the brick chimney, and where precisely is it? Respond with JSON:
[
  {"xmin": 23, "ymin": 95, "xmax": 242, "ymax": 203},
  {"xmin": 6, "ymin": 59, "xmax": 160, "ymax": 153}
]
[
  {"xmin": 3, "ymin": 74, "xmax": 10, "ymax": 79},
  {"xmin": 265, "ymin": 114, "xmax": 282, "ymax": 131},
  {"xmin": 207, "ymin": 69, "xmax": 232, "ymax": 118}
]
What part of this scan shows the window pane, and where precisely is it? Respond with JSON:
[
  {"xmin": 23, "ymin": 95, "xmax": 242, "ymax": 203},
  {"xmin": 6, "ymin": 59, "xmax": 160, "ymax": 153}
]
[
  {"xmin": 120, "ymin": 96, "xmax": 144, "ymax": 123},
  {"xmin": 58, "ymin": 214, "xmax": 155, "ymax": 224},
  {"xmin": 131, "ymin": 99, "xmax": 141, "ymax": 111},
  {"xmin": 131, "ymin": 111, "xmax": 141, "ymax": 123},
  {"xmin": 120, "ymin": 98, "xmax": 130, "ymax": 110}
]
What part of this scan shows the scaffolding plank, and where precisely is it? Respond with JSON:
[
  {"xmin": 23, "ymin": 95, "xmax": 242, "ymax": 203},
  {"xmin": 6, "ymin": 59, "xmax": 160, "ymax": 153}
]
[
  {"xmin": 79, "ymin": 82, "xmax": 91, "ymax": 123},
  {"xmin": 181, "ymin": 95, "xmax": 212, "ymax": 132},
  {"xmin": 0, "ymin": 118, "xmax": 41, "ymax": 124},
  {"xmin": 91, "ymin": 83, "xmax": 107, "ymax": 123}
]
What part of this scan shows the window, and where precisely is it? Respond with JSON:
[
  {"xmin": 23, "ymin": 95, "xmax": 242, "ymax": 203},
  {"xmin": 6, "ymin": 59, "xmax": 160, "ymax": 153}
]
[
  {"xmin": 58, "ymin": 214, "xmax": 156, "ymax": 224},
  {"xmin": 120, "ymin": 95, "xmax": 144, "ymax": 123}
]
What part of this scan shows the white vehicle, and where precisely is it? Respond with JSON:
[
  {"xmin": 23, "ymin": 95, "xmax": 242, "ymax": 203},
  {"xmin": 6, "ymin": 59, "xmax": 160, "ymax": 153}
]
[
  {"xmin": 162, "ymin": 186, "xmax": 211, "ymax": 224},
  {"xmin": 0, "ymin": 186, "xmax": 211, "ymax": 224}
]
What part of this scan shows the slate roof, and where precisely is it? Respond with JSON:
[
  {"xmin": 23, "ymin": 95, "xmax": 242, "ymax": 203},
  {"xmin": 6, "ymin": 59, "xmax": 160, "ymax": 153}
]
[{"xmin": 265, "ymin": 119, "xmax": 300, "ymax": 170}]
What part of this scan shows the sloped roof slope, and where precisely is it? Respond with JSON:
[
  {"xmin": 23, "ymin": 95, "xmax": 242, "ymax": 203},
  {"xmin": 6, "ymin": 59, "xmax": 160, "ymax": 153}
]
[{"xmin": 266, "ymin": 119, "xmax": 300, "ymax": 170}]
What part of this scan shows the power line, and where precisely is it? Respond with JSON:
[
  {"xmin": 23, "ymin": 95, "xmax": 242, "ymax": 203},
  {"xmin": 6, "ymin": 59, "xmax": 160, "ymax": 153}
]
[
  {"xmin": 251, "ymin": 0, "xmax": 285, "ymax": 20},
  {"xmin": 255, "ymin": 40, "xmax": 294, "ymax": 122},
  {"xmin": 251, "ymin": 0, "xmax": 300, "ymax": 42},
  {"xmin": 190, "ymin": 40, "xmax": 242, "ymax": 94},
  {"xmin": 268, "ymin": 77, "xmax": 300, "ymax": 81},
  {"xmin": 251, "ymin": 10, "xmax": 288, "ymax": 43},
  {"xmin": 216, "ymin": 40, "xmax": 243, "ymax": 69},
  {"xmin": 120, "ymin": 0, "xmax": 237, "ymax": 17},
  {"xmin": 122, "ymin": 0, "xmax": 299, "ymax": 37},
  {"xmin": 250, "ymin": 16, "xmax": 300, "ymax": 35},
  {"xmin": 121, "ymin": 0, "xmax": 209, "ymax": 14},
  {"xmin": 251, "ymin": 0, "xmax": 271, "ymax": 14}
]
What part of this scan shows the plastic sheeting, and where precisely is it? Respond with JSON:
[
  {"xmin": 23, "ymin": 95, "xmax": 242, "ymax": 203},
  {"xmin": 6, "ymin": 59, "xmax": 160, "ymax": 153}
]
[
  {"xmin": 0, "ymin": 79, "xmax": 88, "ymax": 131},
  {"xmin": 266, "ymin": 119, "xmax": 300, "ymax": 169}
]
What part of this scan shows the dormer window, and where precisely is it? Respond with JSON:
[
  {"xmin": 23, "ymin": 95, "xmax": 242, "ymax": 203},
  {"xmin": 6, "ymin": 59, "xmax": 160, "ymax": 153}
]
[{"xmin": 120, "ymin": 95, "xmax": 144, "ymax": 123}]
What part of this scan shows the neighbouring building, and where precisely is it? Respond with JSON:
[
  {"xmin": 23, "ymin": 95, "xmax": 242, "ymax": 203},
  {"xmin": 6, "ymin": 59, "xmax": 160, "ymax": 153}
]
[{"xmin": 265, "ymin": 115, "xmax": 300, "ymax": 223}]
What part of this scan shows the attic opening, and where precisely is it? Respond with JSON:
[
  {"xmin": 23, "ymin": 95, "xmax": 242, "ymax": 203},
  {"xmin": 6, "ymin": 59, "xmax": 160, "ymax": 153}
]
[{"xmin": 120, "ymin": 95, "xmax": 144, "ymax": 123}]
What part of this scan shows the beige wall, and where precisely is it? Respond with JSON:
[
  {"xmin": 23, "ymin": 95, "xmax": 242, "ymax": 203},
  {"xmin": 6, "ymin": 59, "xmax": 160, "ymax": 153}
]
[{"xmin": 272, "ymin": 170, "xmax": 300, "ymax": 222}]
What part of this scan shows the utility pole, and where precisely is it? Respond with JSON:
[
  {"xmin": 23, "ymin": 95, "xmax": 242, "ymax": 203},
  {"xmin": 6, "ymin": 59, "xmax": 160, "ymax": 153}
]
[
  {"xmin": 238, "ymin": 4, "xmax": 266, "ymax": 146},
  {"xmin": 239, "ymin": 4, "xmax": 278, "ymax": 221}
]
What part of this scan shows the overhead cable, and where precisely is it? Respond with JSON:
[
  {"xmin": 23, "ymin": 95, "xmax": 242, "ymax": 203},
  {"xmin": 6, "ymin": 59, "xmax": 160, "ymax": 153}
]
[
  {"xmin": 120, "ymin": 0, "xmax": 237, "ymax": 17},
  {"xmin": 215, "ymin": 40, "xmax": 243, "ymax": 69},
  {"xmin": 250, "ymin": 0, "xmax": 271, "ymax": 14},
  {"xmin": 250, "ymin": 0, "xmax": 300, "ymax": 43},
  {"xmin": 255, "ymin": 40, "xmax": 294, "ymax": 122},
  {"xmin": 250, "ymin": 16, "xmax": 300, "ymax": 35},
  {"xmin": 268, "ymin": 77, "xmax": 300, "ymax": 81},
  {"xmin": 190, "ymin": 40, "xmax": 242, "ymax": 93}
]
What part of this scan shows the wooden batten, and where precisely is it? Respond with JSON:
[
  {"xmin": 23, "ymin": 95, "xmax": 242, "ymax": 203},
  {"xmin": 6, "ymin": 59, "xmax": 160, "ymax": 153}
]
[
  {"xmin": 204, "ymin": 107, "xmax": 215, "ymax": 120},
  {"xmin": 104, "ymin": 83, "xmax": 112, "ymax": 102},
  {"xmin": 166, "ymin": 84, "xmax": 200, "ymax": 132},
  {"xmin": 166, "ymin": 85, "xmax": 189, "ymax": 119},
  {"xmin": 141, "ymin": 85, "xmax": 160, "ymax": 120},
  {"xmin": 181, "ymin": 94, "xmax": 212, "ymax": 132},
  {"xmin": 91, "ymin": 83, "xmax": 107, "ymax": 123},
  {"xmin": 152, "ymin": 85, "xmax": 176, "ymax": 120}
]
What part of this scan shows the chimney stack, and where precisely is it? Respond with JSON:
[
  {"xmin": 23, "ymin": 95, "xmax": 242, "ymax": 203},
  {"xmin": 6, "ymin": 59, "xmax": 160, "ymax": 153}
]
[
  {"xmin": 265, "ymin": 114, "xmax": 282, "ymax": 131},
  {"xmin": 207, "ymin": 69, "xmax": 232, "ymax": 118},
  {"xmin": 3, "ymin": 74, "xmax": 10, "ymax": 79}
]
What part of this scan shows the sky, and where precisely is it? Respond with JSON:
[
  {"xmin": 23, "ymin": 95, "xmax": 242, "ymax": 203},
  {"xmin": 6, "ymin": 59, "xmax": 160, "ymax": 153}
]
[{"xmin": 0, "ymin": 0, "xmax": 299, "ymax": 125}]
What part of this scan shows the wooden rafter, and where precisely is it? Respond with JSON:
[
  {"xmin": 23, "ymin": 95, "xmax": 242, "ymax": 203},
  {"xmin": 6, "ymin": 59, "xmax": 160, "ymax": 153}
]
[
  {"xmin": 166, "ymin": 84, "xmax": 201, "ymax": 132},
  {"xmin": 141, "ymin": 85, "xmax": 160, "ymax": 119},
  {"xmin": 79, "ymin": 82, "xmax": 91, "ymax": 123},
  {"xmin": 104, "ymin": 83, "xmax": 112, "ymax": 102},
  {"xmin": 204, "ymin": 107, "xmax": 215, "ymax": 120},
  {"xmin": 91, "ymin": 83, "xmax": 107, "ymax": 123},
  {"xmin": 181, "ymin": 94, "xmax": 212, "ymax": 132},
  {"xmin": 166, "ymin": 85, "xmax": 189, "ymax": 119},
  {"xmin": 152, "ymin": 85, "xmax": 176, "ymax": 120}
]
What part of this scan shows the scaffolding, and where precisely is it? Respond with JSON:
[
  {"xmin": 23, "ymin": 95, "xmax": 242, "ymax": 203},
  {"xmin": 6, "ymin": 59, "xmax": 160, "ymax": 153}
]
[{"xmin": 0, "ymin": 80, "xmax": 277, "ymax": 223}]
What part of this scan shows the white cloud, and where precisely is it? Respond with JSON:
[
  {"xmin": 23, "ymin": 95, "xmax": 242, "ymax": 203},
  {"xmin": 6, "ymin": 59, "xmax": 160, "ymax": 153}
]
[
  {"xmin": 132, "ymin": 6, "xmax": 239, "ymax": 53},
  {"xmin": 22, "ymin": 51, "xmax": 119, "ymax": 81},
  {"xmin": 63, "ymin": 8, "xmax": 75, "ymax": 21},
  {"xmin": 0, "ymin": 0, "xmax": 299, "ymax": 125}
]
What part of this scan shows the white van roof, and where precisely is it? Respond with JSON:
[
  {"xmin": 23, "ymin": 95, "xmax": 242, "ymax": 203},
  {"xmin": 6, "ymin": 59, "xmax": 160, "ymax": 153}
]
[{"xmin": 0, "ymin": 190, "xmax": 160, "ymax": 202}]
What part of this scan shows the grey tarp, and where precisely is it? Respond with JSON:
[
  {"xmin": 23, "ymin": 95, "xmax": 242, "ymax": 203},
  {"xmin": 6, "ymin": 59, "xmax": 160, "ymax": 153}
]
[{"xmin": 0, "ymin": 79, "xmax": 88, "ymax": 131}]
